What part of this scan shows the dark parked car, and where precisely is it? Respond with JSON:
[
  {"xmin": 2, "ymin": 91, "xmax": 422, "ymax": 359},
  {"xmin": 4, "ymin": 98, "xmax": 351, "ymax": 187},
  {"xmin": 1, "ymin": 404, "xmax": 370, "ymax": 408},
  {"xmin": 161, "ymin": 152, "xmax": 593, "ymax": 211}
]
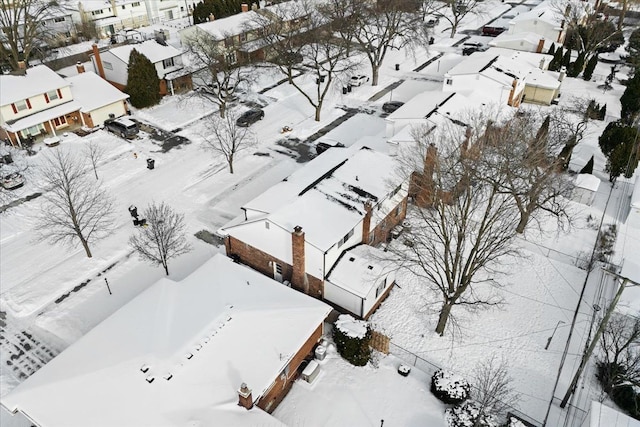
[
  {"xmin": 315, "ymin": 141, "xmax": 345, "ymax": 154},
  {"xmin": 382, "ymin": 101, "xmax": 404, "ymax": 113},
  {"xmin": 104, "ymin": 117, "xmax": 139, "ymax": 139},
  {"xmin": 236, "ymin": 109, "xmax": 265, "ymax": 127}
]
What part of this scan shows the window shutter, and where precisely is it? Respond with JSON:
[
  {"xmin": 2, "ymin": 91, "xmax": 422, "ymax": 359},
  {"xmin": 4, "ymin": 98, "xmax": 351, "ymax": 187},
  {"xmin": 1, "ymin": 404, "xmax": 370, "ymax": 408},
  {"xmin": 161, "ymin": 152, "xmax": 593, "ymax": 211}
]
[
  {"xmin": 11, "ymin": 103, "xmax": 17, "ymax": 114},
  {"xmin": 44, "ymin": 93, "xmax": 50, "ymax": 103},
  {"xmin": 26, "ymin": 99, "xmax": 31, "ymax": 109},
  {"xmin": 57, "ymin": 89, "xmax": 63, "ymax": 99}
]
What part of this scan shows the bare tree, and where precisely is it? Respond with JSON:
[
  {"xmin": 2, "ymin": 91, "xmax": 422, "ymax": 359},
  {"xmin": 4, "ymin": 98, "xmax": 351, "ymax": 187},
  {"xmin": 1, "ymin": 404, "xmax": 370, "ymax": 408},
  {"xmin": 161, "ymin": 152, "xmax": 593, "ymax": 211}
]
[
  {"xmin": 184, "ymin": 29, "xmax": 252, "ymax": 118},
  {"xmin": 422, "ymin": 0, "xmax": 486, "ymax": 37},
  {"xmin": 392, "ymin": 120, "xmax": 521, "ymax": 336},
  {"xmin": 35, "ymin": 148, "xmax": 114, "ymax": 258},
  {"xmin": 324, "ymin": 0, "xmax": 426, "ymax": 86},
  {"xmin": 129, "ymin": 202, "xmax": 192, "ymax": 275},
  {"xmin": 85, "ymin": 140, "xmax": 106, "ymax": 180},
  {"xmin": 597, "ymin": 313, "xmax": 640, "ymax": 393},
  {"xmin": 469, "ymin": 356, "xmax": 521, "ymax": 426},
  {"xmin": 0, "ymin": 0, "xmax": 65, "ymax": 70},
  {"xmin": 478, "ymin": 113, "xmax": 573, "ymax": 234},
  {"xmin": 550, "ymin": 96, "xmax": 593, "ymax": 170},
  {"xmin": 201, "ymin": 110, "xmax": 256, "ymax": 174}
]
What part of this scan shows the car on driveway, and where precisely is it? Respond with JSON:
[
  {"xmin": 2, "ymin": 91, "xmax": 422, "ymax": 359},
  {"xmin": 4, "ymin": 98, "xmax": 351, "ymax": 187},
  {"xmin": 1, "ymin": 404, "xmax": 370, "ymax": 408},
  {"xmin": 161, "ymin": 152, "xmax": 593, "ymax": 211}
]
[
  {"xmin": 1, "ymin": 172, "xmax": 25, "ymax": 190},
  {"xmin": 104, "ymin": 117, "xmax": 139, "ymax": 139},
  {"xmin": 350, "ymin": 75, "xmax": 370, "ymax": 87},
  {"xmin": 425, "ymin": 16, "xmax": 440, "ymax": 27},
  {"xmin": 382, "ymin": 101, "xmax": 404, "ymax": 113},
  {"xmin": 236, "ymin": 109, "xmax": 265, "ymax": 127},
  {"xmin": 315, "ymin": 140, "xmax": 345, "ymax": 154}
]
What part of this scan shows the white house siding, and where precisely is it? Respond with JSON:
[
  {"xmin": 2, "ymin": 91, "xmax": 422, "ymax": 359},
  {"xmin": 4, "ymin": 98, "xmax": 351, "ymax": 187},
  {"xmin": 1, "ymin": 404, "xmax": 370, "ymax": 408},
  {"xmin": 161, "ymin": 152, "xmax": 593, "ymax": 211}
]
[
  {"xmin": 523, "ymin": 85, "xmax": 556, "ymax": 105},
  {"xmin": 490, "ymin": 38, "xmax": 539, "ymax": 52},
  {"xmin": 88, "ymin": 101, "xmax": 128, "ymax": 126},
  {"xmin": 509, "ymin": 20, "xmax": 561, "ymax": 43},
  {"xmin": 1, "ymin": 86, "xmax": 73, "ymax": 124},
  {"xmin": 324, "ymin": 281, "xmax": 363, "ymax": 317},
  {"xmin": 96, "ymin": 52, "xmax": 129, "ymax": 87},
  {"xmin": 304, "ymin": 242, "xmax": 325, "ymax": 282}
]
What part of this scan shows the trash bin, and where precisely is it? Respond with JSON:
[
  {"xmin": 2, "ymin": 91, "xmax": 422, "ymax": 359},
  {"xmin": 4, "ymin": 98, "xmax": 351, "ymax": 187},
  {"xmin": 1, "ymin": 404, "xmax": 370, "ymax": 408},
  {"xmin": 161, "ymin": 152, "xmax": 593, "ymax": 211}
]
[
  {"xmin": 146, "ymin": 158, "xmax": 155, "ymax": 170},
  {"xmin": 429, "ymin": 37, "xmax": 435, "ymax": 45},
  {"xmin": 343, "ymin": 86, "xmax": 348, "ymax": 95},
  {"xmin": 395, "ymin": 63, "xmax": 400, "ymax": 71},
  {"xmin": 315, "ymin": 345, "xmax": 326, "ymax": 361},
  {"xmin": 319, "ymin": 75, "xmax": 326, "ymax": 83},
  {"xmin": 347, "ymin": 84, "xmax": 352, "ymax": 93},
  {"xmin": 128, "ymin": 205, "xmax": 138, "ymax": 218}
]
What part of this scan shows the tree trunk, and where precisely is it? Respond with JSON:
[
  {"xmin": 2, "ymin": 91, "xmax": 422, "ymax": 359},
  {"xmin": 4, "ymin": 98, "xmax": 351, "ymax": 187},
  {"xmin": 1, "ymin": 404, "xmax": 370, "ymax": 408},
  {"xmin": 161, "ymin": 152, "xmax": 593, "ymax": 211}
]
[
  {"xmin": 80, "ymin": 236, "xmax": 92, "ymax": 258},
  {"xmin": 372, "ymin": 65, "xmax": 379, "ymax": 86},
  {"xmin": 219, "ymin": 102, "xmax": 226, "ymax": 119},
  {"xmin": 93, "ymin": 167, "xmax": 98, "ymax": 180},
  {"xmin": 450, "ymin": 23, "xmax": 458, "ymax": 38},
  {"xmin": 315, "ymin": 104, "xmax": 322, "ymax": 122},
  {"xmin": 558, "ymin": 144, "xmax": 574, "ymax": 170},
  {"xmin": 435, "ymin": 301, "xmax": 454, "ymax": 335},
  {"xmin": 163, "ymin": 261, "xmax": 169, "ymax": 276},
  {"xmin": 288, "ymin": 69, "xmax": 293, "ymax": 84},
  {"xmin": 516, "ymin": 212, "xmax": 529, "ymax": 234},
  {"xmin": 228, "ymin": 159, "xmax": 234, "ymax": 174}
]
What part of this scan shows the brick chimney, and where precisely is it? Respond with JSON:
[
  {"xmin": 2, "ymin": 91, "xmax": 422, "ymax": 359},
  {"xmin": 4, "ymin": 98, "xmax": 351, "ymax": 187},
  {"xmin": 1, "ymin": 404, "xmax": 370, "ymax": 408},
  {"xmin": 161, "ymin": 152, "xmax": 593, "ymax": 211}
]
[
  {"xmin": 536, "ymin": 38, "xmax": 545, "ymax": 53},
  {"xmin": 238, "ymin": 383, "xmax": 253, "ymax": 410},
  {"xmin": 76, "ymin": 62, "xmax": 86, "ymax": 74},
  {"xmin": 291, "ymin": 226, "xmax": 308, "ymax": 294},
  {"xmin": 17, "ymin": 61, "xmax": 26, "ymax": 70},
  {"xmin": 362, "ymin": 201, "xmax": 373, "ymax": 245},
  {"xmin": 415, "ymin": 143, "xmax": 438, "ymax": 208},
  {"xmin": 241, "ymin": 3, "xmax": 249, "ymax": 12},
  {"xmin": 92, "ymin": 44, "xmax": 106, "ymax": 79},
  {"xmin": 506, "ymin": 78, "xmax": 518, "ymax": 106}
]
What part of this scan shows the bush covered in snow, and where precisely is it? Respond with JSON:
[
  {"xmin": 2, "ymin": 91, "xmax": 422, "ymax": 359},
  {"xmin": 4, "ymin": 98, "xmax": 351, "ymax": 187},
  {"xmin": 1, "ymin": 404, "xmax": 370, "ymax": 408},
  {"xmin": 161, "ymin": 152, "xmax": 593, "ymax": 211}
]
[
  {"xmin": 445, "ymin": 401, "xmax": 500, "ymax": 427},
  {"xmin": 431, "ymin": 369, "xmax": 471, "ymax": 404},
  {"xmin": 333, "ymin": 315, "xmax": 371, "ymax": 366}
]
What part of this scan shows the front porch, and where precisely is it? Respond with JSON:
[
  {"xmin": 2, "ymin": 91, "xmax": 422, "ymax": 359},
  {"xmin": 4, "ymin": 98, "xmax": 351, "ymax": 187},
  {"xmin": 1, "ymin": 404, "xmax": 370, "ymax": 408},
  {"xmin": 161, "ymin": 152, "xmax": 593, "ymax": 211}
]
[{"xmin": 2, "ymin": 103, "xmax": 84, "ymax": 148}]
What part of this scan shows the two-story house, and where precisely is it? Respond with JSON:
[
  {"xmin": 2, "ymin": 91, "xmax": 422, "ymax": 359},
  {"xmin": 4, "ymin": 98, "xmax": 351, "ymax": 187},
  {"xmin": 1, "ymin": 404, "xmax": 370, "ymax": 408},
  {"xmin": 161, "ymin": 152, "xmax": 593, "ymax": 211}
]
[
  {"xmin": 77, "ymin": 0, "xmax": 150, "ymax": 39},
  {"xmin": 90, "ymin": 40, "xmax": 192, "ymax": 96},
  {"xmin": 0, "ymin": 63, "xmax": 130, "ymax": 147},
  {"xmin": 220, "ymin": 144, "xmax": 408, "ymax": 319},
  {"xmin": 506, "ymin": 4, "xmax": 567, "ymax": 45}
]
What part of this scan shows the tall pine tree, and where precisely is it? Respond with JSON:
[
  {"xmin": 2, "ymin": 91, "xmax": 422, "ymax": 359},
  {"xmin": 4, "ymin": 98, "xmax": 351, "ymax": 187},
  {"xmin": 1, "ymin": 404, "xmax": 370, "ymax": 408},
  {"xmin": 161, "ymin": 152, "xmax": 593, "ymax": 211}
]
[
  {"xmin": 547, "ymin": 43, "xmax": 555, "ymax": 56},
  {"xmin": 549, "ymin": 48, "xmax": 564, "ymax": 71},
  {"xmin": 583, "ymin": 55, "xmax": 598, "ymax": 81},
  {"xmin": 125, "ymin": 49, "xmax": 161, "ymax": 108},
  {"xmin": 562, "ymin": 49, "xmax": 572, "ymax": 68}
]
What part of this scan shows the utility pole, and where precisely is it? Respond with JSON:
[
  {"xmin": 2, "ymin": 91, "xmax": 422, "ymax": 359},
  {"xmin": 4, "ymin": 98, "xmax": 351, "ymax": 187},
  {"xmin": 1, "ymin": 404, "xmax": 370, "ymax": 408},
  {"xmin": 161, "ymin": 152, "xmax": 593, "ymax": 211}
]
[{"xmin": 559, "ymin": 270, "xmax": 640, "ymax": 408}]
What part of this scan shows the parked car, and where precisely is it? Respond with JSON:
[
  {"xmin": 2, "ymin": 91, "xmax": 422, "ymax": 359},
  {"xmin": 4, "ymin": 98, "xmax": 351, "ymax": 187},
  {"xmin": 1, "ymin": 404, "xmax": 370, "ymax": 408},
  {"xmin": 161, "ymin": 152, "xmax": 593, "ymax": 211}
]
[
  {"xmin": 350, "ymin": 75, "xmax": 370, "ymax": 87},
  {"xmin": 104, "ymin": 117, "xmax": 139, "ymax": 139},
  {"xmin": 461, "ymin": 43, "xmax": 488, "ymax": 56},
  {"xmin": 236, "ymin": 109, "xmax": 265, "ymax": 127},
  {"xmin": 425, "ymin": 16, "xmax": 440, "ymax": 28},
  {"xmin": 382, "ymin": 101, "xmax": 405, "ymax": 113},
  {"xmin": 1, "ymin": 172, "xmax": 25, "ymax": 190},
  {"xmin": 315, "ymin": 140, "xmax": 345, "ymax": 154}
]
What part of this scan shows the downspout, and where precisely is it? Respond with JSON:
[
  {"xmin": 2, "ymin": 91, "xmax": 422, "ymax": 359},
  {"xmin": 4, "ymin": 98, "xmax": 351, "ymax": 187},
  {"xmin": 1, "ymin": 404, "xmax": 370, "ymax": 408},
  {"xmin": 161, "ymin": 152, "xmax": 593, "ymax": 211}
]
[{"xmin": 48, "ymin": 119, "xmax": 57, "ymax": 136}]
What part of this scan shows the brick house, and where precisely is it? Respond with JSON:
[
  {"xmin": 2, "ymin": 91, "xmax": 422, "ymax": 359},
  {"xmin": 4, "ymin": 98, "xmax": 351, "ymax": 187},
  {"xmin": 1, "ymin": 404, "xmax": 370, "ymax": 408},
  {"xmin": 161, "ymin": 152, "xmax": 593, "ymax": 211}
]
[
  {"xmin": 2, "ymin": 254, "xmax": 331, "ymax": 426},
  {"xmin": 220, "ymin": 145, "xmax": 408, "ymax": 319}
]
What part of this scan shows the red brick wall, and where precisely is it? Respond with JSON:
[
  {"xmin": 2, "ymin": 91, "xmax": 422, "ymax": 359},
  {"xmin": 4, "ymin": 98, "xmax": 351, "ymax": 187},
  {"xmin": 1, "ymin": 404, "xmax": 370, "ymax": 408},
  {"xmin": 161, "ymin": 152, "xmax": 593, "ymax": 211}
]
[
  {"xmin": 369, "ymin": 196, "xmax": 408, "ymax": 246},
  {"xmin": 291, "ymin": 228, "xmax": 306, "ymax": 292},
  {"xmin": 225, "ymin": 235, "xmax": 293, "ymax": 283},
  {"xmin": 257, "ymin": 323, "xmax": 324, "ymax": 413}
]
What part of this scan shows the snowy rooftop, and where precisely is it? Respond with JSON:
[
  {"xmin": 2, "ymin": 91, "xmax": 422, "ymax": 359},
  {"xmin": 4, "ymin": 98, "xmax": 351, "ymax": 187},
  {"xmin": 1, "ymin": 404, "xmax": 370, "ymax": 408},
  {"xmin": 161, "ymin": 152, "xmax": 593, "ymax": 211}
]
[
  {"xmin": 107, "ymin": 40, "xmax": 183, "ymax": 64},
  {"xmin": 0, "ymin": 65, "xmax": 69, "ymax": 107},
  {"xmin": 327, "ymin": 245, "xmax": 392, "ymax": 298},
  {"xmin": 3, "ymin": 101, "xmax": 82, "ymax": 132},
  {"xmin": 226, "ymin": 146, "xmax": 402, "ymax": 252},
  {"xmin": 631, "ymin": 173, "xmax": 640, "ymax": 209},
  {"xmin": 526, "ymin": 67, "xmax": 561, "ymax": 89},
  {"xmin": 193, "ymin": 11, "xmax": 263, "ymax": 39},
  {"xmin": 77, "ymin": 0, "xmax": 140, "ymax": 12},
  {"xmin": 489, "ymin": 31, "xmax": 545, "ymax": 46},
  {"xmin": 386, "ymin": 91, "xmax": 453, "ymax": 121},
  {"xmin": 587, "ymin": 401, "xmax": 640, "ymax": 427},
  {"xmin": 2, "ymin": 254, "xmax": 331, "ymax": 427},
  {"xmin": 66, "ymin": 72, "xmax": 129, "ymax": 112},
  {"xmin": 446, "ymin": 52, "xmax": 500, "ymax": 76},
  {"xmin": 575, "ymin": 174, "xmax": 601, "ymax": 192},
  {"xmin": 511, "ymin": 5, "xmax": 562, "ymax": 27}
]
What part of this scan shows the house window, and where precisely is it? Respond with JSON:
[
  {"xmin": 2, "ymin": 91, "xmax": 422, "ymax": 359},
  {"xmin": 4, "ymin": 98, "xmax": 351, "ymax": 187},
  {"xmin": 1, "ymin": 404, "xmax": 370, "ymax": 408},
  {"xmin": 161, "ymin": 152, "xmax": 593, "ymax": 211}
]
[
  {"xmin": 446, "ymin": 78, "xmax": 453, "ymax": 85},
  {"xmin": 26, "ymin": 125, "xmax": 41, "ymax": 136},
  {"xmin": 224, "ymin": 38, "xmax": 233, "ymax": 47},
  {"xmin": 395, "ymin": 205, "xmax": 402, "ymax": 217},
  {"xmin": 375, "ymin": 279, "xmax": 386, "ymax": 298},
  {"xmin": 340, "ymin": 228, "xmax": 354, "ymax": 247},
  {"xmin": 226, "ymin": 52, "xmax": 237, "ymax": 64},
  {"xmin": 122, "ymin": 5, "xmax": 126, "ymax": 9},
  {"xmin": 54, "ymin": 17, "xmax": 66, "ymax": 22},
  {"xmin": 163, "ymin": 57, "xmax": 175, "ymax": 68},
  {"xmin": 265, "ymin": 221, "xmax": 270, "ymax": 229},
  {"xmin": 46, "ymin": 90, "xmax": 59, "ymax": 101},
  {"xmin": 14, "ymin": 100, "xmax": 28, "ymax": 112},
  {"xmin": 239, "ymin": 32, "xmax": 247, "ymax": 42},
  {"xmin": 103, "ymin": 61, "xmax": 113, "ymax": 70},
  {"xmin": 53, "ymin": 115, "xmax": 67, "ymax": 127},
  {"xmin": 91, "ymin": 9, "xmax": 103, "ymax": 15},
  {"xmin": 389, "ymin": 184, "xmax": 401, "ymax": 198},
  {"xmin": 132, "ymin": 1, "xmax": 140, "ymax": 6}
]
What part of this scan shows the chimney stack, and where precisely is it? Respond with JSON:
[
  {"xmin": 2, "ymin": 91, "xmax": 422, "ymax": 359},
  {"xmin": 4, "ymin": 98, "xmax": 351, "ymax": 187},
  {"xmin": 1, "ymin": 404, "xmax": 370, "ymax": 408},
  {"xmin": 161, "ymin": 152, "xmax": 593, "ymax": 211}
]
[
  {"xmin": 92, "ymin": 44, "xmax": 106, "ymax": 79},
  {"xmin": 558, "ymin": 66, "xmax": 566, "ymax": 82},
  {"xmin": 415, "ymin": 143, "xmax": 438, "ymax": 208},
  {"xmin": 76, "ymin": 61, "xmax": 86, "ymax": 74},
  {"xmin": 241, "ymin": 3, "xmax": 249, "ymax": 12},
  {"xmin": 362, "ymin": 202, "xmax": 373, "ymax": 245},
  {"xmin": 238, "ymin": 383, "xmax": 253, "ymax": 410},
  {"xmin": 536, "ymin": 38, "xmax": 545, "ymax": 53},
  {"xmin": 291, "ymin": 226, "xmax": 308, "ymax": 294},
  {"xmin": 209, "ymin": 13, "xmax": 215, "ymax": 21},
  {"xmin": 507, "ymin": 78, "xmax": 518, "ymax": 106},
  {"xmin": 17, "ymin": 61, "xmax": 26, "ymax": 70}
]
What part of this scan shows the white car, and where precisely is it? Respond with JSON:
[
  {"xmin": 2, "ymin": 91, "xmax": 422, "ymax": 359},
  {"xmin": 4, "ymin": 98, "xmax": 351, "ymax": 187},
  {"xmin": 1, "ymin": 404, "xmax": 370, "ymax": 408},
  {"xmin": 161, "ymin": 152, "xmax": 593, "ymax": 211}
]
[
  {"xmin": 350, "ymin": 75, "xmax": 370, "ymax": 87},
  {"xmin": 1, "ymin": 172, "xmax": 25, "ymax": 190}
]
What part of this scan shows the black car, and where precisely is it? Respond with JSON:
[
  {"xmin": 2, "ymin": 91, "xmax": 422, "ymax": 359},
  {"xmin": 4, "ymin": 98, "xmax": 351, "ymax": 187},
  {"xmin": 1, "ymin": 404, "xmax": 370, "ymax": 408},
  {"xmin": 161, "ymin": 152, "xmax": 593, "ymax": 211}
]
[
  {"xmin": 315, "ymin": 141, "xmax": 345, "ymax": 154},
  {"xmin": 382, "ymin": 101, "xmax": 404, "ymax": 113},
  {"xmin": 236, "ymin": 109, "xmax": 265, "ymax": 127}
]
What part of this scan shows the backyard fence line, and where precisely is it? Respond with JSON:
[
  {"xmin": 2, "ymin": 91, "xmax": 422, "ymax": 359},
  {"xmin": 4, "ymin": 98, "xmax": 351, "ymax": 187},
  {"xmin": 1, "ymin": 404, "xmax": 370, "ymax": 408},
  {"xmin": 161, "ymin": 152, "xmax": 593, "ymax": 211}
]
[{"xmin": 387, "ymin": 340, "xmax": 544, "ymax": 427}]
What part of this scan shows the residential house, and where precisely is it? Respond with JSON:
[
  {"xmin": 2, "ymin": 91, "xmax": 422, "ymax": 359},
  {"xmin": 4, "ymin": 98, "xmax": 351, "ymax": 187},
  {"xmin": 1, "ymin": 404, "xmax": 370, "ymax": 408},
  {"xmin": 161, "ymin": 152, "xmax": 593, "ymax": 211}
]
[
  {"xmin": 77, "ymin": 0, "xmax": 151, "ymax": 39},
  {"xmin": 90, "ymin": 40, "xmax": 192, "ymax": 95},
  {"xmin": 488, "ymin": 32, "xmax": 549, "ymax": 53},
  {"xmin": 220, "ymin": 144, "xmax": 407, "ymax": 319},
  {"xmin": 627, "ymin": 173, "xmax": 640, "ymax": 228},
  {"xmin": 1, "ymin": 254, "xmax": 331, "ymax": 426},
  {"xmin": 572, "ymin": 174, "xmax": 600, "ymax": 206},
  {"xmin": 0, "ymin": 64, "xmax": 129, "ymax": 147},
  {"xmin": 506, "ymin": 4, "xmax": 567, "ymax": 45},
  {"xmin": 579, "ymin": 401, "xmax": 640, "ymax": 427}
]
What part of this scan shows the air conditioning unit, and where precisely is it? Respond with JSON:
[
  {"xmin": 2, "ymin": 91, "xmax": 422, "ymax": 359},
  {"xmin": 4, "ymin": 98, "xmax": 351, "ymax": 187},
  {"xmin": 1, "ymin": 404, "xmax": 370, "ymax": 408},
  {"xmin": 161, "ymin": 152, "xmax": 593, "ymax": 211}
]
[{"xmin": 301, "ymin": 360, "xmax": 320, "ymax": 384}]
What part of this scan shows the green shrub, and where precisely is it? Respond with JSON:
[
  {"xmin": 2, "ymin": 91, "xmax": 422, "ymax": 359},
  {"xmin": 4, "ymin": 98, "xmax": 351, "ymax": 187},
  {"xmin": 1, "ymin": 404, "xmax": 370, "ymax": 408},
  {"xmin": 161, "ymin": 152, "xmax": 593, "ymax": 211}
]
[
  {"xmin": 611, "ymin": 385, "xmax": 640, "ymax": 419},
  {"xmin": 333, "ymin": 315, "xmax": 371, "ymax": 366},
  {"xmin": 431, "ymin": 369, "xmax": 471, "ymax": 405}
]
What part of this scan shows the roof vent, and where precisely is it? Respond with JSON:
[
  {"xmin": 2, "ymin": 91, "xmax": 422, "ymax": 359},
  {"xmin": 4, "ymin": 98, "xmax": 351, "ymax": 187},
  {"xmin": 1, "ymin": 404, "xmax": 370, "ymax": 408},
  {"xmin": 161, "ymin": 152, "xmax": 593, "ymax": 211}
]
[
  {"xmin": 349, "ymin": 257, "xmax": 355, "ymax": 262},
  {"xmin": 195, "ymin": 344, "xmax": 202, "ymax": 351},
  {"xmin": 367, "ymin": 265, "xmax": 373, "ymax": 270},
  {"xmin": 185, "ymin": 353, "xmax": 193, "ymax": 360},
  {"xmin": 146, "ymin": 376, "xmax": 155, "ymax": 383},
  {"xmin": 140, "ymin": 364, "xmax": 150, "ymax": 373},
  {"xmin": 163, "ymin": 373, "xmax": 173, "ymax": 381}
]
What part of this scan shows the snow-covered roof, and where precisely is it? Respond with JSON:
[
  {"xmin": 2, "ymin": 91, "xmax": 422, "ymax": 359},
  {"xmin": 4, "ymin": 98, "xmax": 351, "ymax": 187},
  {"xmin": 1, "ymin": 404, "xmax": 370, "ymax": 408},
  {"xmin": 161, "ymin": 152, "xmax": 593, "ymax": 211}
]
[
  {"xmin": 631, "ymin": 172, "xmax": 640, "ymax": 209},
  {"xmin": 386, "ymin": 91, "xmax": 453, "ymax": 121},
  {"xmin": 193, "ymin": 11, "xmax": 263, "ymax": 40},
  {"xmin": 446, "ymin": 52, "xmax": 500, "ymax": 76},
  {"xmin": 107, "ymin": 40, "xmax": 183, "ymax": 64},
  {"xmin": 587, "ymin": 401, "xmax": 640, "ymax": 427},
  {"xmin": 526, "ymin": 67, "xmax": 560, "ymax": 89},
  {"xmin": 226, "ymin": 146, "xmax": 402, "ymax": 252},
  {"xmin": 3, "ymin": 101, "xmax": 82, "ymax": 132},
  {"xmin": 2, "ymin": 254, "xmax": 330, "ymax": 427},
  {"xmin": 78, "ymin": 0, "xmax": 142, "ymax": 12},
  {"xmin": 0, "ymin": 65, "xmax": 69, "ymax": 107},
  {"xmin": 327, "ymin": 245, "xmax": 391, "ymax": 298},
  {"xmin": 66, "ymin": 72, "xmax": 129, "ymax": 112},
  {"xmin": 575, "ymin": 174, "xmax": 600, "ymax": 192},
  {"xmin": 511, "ymin": 5, "xmax": 562, "ymax": 27},
  {"xmin": 489, "ymin": 31, "xmax": 545, "ymax": 47}
]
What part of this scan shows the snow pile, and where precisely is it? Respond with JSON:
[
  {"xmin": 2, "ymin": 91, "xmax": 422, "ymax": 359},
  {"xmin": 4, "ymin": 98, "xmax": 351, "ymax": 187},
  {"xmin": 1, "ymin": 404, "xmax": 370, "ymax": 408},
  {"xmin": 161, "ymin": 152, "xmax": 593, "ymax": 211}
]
[
  {"xmin": 335, "ymin": 314, "xmax": 369, "ymax": 339},
  {"xmin": 431, "ymin": 369, "xmax": 471, "ymax": 404}
]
